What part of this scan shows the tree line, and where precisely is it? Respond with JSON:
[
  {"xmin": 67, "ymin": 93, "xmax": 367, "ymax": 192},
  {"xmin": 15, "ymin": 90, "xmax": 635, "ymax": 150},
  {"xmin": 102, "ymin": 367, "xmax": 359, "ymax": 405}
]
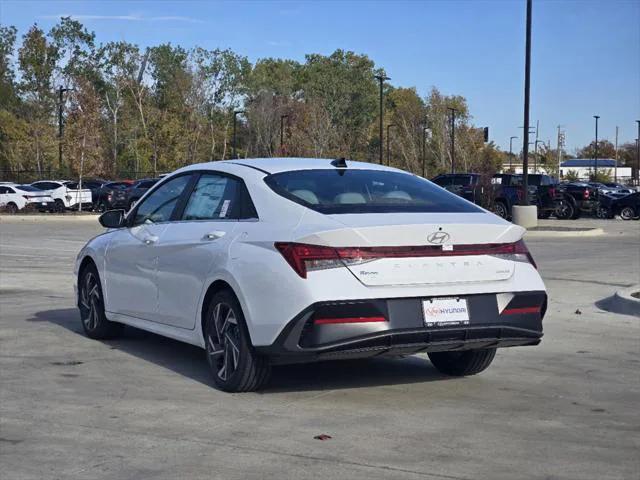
[{"xmin": 0, "ymin": 19, "xmax": 635, "ymax": 181}]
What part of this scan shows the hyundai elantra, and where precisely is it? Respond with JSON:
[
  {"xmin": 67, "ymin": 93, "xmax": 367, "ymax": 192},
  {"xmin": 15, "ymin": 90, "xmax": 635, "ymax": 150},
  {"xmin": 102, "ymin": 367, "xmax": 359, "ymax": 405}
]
[{"xmin": 75, "ymin": 158, "xmax": 546, "ymax": 392}]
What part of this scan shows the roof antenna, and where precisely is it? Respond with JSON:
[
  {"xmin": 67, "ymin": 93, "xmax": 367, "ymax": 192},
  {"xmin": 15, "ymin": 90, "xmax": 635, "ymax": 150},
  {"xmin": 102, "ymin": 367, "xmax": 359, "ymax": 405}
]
[{"xmin": 331, "ymin": 157, "xmax": 347, "ymax": 168}]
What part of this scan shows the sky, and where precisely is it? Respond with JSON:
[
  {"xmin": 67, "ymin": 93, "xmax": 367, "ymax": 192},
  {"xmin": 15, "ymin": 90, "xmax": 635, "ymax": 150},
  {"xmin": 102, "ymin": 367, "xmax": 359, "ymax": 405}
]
[{"xmin": 1, "ymin": 0, "xmax": 639, "ymax": 154}]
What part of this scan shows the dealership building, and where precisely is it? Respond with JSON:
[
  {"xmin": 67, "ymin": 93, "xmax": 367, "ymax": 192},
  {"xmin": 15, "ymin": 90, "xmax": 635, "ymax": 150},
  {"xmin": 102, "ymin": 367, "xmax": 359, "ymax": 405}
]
[{"xmin": 559, "ymin": 159, "xmax": 632, "ymax": 182}]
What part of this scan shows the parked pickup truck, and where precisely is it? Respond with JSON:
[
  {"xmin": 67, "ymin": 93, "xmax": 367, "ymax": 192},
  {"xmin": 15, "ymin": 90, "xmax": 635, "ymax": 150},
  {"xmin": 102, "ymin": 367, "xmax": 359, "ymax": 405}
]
[
  {"xmin": 555, "ymin": 182, "xmax": 599, "ymax": 220},
  {"xmin": 432, "ymin": 173, "xmax": 559, "ymax": 220},
  {"xmin": 31, "ymin": 180, "xmax": 93, "ymax": 211}
]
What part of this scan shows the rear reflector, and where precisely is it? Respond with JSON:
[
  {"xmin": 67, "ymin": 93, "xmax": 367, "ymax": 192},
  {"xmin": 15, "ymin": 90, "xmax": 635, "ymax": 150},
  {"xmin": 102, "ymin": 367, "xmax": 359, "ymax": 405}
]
[
  {"xmin": 502, "ymin": 306, "xmax": 541, "ymax": 315},
  {"xmin": 313, "ymin": 316, "xmax": 386, "ymax": 325},
  {"xmin": 275, "ymin": 239, "xmax": 537, "ymax": 278}
]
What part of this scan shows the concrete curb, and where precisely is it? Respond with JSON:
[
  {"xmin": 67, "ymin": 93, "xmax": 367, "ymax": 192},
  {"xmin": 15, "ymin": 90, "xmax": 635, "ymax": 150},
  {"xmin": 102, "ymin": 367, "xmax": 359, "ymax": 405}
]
[
  {"xmin": 524, "ymin": 227, "xmax": 604, "ymax": 238},
  {"xmin": 611, "ymin": 285, "xmax": 640, "ymax": 318},
  {"xmin": 0, "ymin": 214, "xmax": 99, "ymax": 223}
]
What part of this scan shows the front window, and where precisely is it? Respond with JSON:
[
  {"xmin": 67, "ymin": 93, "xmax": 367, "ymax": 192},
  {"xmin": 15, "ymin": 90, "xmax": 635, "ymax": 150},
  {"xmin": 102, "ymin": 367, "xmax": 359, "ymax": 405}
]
[
  {"xmin": 265, "ymin": 169, "xmax": 482, "ymax": 214},
  {"xmin": 132, "ymin": 175, "xmax": 191, "ymax": 225}
]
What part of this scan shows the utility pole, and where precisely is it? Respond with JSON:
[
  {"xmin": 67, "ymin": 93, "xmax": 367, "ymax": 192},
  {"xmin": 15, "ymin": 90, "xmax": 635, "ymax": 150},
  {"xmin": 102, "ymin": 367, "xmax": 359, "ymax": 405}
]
[
  {"xmin": 593, "ymin": 115, "xmax": 600, "ymax": 180},
  {"xmin": 614, "ymin": 126, "xmax": 619, "ymax": 182},
  {"xmin": 521, "ymin": 0, "xmax": 532, "ymax": 206},
  {"xmin": 509, "ymin": 136, "xmax": 518, "ymax": 171},
  {"xmin": 374, "ymin": 74, "xmax": 390, "ymax": 164},
  {"xmin": 280, "ymin": 114, "xmax": 289, "ymax": 156},
  {"xmin": 232, "ymin": 110, "xmax": 245, "ymax": 159},
  {"xmin": 556, "ymin": 126, "xmax": 564, "ymax": 180},
  {"xmin": 386, "ymin": 124, "xmax": 396, "ymax": 166},
  {"xmin": 448, "ymin": 107, "xmax": 457, "ymax": 174}
]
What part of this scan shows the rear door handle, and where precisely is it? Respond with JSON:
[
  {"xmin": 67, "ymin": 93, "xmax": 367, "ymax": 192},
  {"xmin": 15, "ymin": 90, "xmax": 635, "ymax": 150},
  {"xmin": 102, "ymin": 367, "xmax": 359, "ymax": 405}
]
[{"xmin": 204, "ymin": 231, "xmax": 226, "ymax": 241}]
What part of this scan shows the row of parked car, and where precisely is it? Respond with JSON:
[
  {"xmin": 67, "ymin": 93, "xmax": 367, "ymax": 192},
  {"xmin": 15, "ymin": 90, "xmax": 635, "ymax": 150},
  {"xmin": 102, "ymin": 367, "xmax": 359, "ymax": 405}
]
[
  {"xmin": 430, "ymin": 173, "xmax": 639, "ymax": 221},
  {"xmin": 0, "ymin": 178, "xmax": 160, "ymax": 213}
]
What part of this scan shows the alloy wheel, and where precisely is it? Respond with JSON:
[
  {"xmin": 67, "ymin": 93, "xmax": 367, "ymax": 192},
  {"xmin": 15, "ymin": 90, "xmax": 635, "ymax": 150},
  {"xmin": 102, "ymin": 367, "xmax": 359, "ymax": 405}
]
[
  {"xmin": 80, "ymin": 271, "xmax": 101, "ymax": 331},
  {"xmin": 206, "ymin": 302, "xmax": 241, "ymax": 381},
  {"xmin": 620, "ymin": 207, "xmax": 635, "ymax": 221},
  {"xmin": 494, "ymin": 203, "xmax": 507, "ymax": 219}
]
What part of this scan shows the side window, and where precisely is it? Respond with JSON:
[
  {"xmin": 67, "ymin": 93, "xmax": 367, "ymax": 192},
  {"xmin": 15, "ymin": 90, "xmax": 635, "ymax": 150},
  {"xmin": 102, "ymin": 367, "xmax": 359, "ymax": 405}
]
[
  {"xmin": 133, "ymin": 175, "xmax": 191, "ymax": 226},
  {"xmin": 432, "ymin": 176, "xmax": 450, "ymax": 187},
  {"xmin": 182, "ymin": 174, "xmax": 239, "ymax": 221},
  {"xmin": 0, "ymin": 187, "xmax": 8, "ymax": 194}
]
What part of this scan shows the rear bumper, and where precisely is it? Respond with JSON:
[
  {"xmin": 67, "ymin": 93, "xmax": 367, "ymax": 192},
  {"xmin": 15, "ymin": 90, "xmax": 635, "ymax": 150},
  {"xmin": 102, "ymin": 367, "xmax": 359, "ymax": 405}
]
[{"xmin": 256, "ymin": 291, "xmax": 546, "ymax": 365}]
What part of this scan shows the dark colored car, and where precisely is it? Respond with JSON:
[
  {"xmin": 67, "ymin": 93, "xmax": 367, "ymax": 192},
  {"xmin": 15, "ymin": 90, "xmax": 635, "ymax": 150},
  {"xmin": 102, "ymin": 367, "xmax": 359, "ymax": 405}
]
[
  {"xmin": 555, "ymin": 182, "xmax": 599, "ymax": 219},
  {"xmin": 599, "ymin": 192, "xmax": 639, "ymax": 220},
  {"xmin": 93, "ymin": 181, "xmax": 132, "ymax": 212},
  {"xmin": 431, "ymin": 173, "xmax": 483, "ymax": 204},
  {"xmin": 493, "ymin": 174, "xmax": 559, "ymax": 219},
  {"xmin": 121, "ymin": 178, "xmax": 159, "ymax": 210}
]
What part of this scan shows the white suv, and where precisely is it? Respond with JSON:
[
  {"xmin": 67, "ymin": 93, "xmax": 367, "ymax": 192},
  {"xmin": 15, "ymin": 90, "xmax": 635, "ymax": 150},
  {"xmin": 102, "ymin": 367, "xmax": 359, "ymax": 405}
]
[{"xmin": 31, "ymin": 180, "xmax": 93, "ymax": 211}]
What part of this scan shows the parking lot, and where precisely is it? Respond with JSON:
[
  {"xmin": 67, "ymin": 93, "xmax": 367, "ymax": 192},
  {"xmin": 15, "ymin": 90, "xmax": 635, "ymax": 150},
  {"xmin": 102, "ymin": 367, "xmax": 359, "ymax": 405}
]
[{"xmin": 0, "ymin": 215, "xmax": 639, "ymax": 480}]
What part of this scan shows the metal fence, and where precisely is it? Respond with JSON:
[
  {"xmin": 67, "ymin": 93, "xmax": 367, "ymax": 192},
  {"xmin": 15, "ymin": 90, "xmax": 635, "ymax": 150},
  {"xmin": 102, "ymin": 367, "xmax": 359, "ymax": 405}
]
[{"xmin": 0, "ymin": 170, "xmax": 159, "ymax": 184}]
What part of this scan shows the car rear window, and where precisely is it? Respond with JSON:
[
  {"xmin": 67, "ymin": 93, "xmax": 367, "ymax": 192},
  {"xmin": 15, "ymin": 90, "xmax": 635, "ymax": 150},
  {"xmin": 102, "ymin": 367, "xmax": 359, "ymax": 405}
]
[
  {"xmin": 15, "ymin": 185, "xmax": 42, "ymax": 192},
  {"xmin": 264, "ymin": 169, "xmax": 482, "ymax": 214}
]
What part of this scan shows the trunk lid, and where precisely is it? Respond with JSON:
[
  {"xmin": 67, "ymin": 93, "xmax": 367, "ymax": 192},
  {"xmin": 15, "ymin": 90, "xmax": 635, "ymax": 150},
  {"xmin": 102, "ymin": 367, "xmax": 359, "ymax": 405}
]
[{"xmin": 294, "ymin": 212, "xmax": 525, "ymax": 287}]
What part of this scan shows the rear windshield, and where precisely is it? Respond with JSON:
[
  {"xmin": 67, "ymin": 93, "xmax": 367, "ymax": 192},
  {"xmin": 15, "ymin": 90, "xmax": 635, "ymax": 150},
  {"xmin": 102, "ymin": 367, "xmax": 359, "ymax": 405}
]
[
  {"xmin": 264, "ymin": 169, "xmax": 482, "ymax": 214},
  {"xmin": 15, "ymin": 185, "xmax": 42, "ymax": 192}
]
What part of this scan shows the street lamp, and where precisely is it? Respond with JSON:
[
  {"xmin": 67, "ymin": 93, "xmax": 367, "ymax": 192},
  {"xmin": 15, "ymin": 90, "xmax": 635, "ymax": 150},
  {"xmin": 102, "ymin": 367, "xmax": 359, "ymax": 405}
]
[
  {"xmin": 520, "ymin": 0, "xmax": 532, "ymax": 205},
  {"xmin": 593, "ymin": 115, "xmax": 600, "ymax": 180},
  {"xmin": 232, "ymin": 110, "xmax": 245, "ymax": 159},
  {"xmin": 386, "ymin": 124, "xmax": 396, "ymax": 166},
  {"xmin": 58, "ymin": 86, "xmax": 74, "ymax": 172},
  {"xmin": 448, "ymin": 107, "xmax": 458, "ymax": 174},
  {"xmin": 280, "ymin": 114, "xmax": 289, "ymax": 156},
  {"xmin": 374, "ymin": 74, "xmax": 390, "ymax": 164},
  {"xmin": 421, "ymin": 124, "xmax": 430, "ymax": 178},
  {"xmin": 534, "ymin": 139, "xmax": 545, "ymax": 172},
  {"xmin": 509, "ymin": 136, "xmax": 518, "ymax": 171}
]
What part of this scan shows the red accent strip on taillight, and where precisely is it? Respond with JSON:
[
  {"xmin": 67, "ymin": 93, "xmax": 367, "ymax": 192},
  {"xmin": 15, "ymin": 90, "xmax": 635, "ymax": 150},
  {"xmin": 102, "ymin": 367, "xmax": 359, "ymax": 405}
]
[
  {"xmin": 313, "ymin": 316, "xmax": 387, "ymax": 325},
  {"xmin": 275, "ymin": 242, "xmax": 339, "ymax": 278},
  {"xmin": 502, "ymin": 306, "xmax": 541, "ymax": 315}
]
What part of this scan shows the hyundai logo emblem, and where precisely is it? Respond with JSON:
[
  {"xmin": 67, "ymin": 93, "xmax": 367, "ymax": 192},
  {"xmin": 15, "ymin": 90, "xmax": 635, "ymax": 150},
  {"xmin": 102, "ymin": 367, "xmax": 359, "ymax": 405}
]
[{"xmin": 427, "ymin": 231, "xmax": 450, "ymax": 244}]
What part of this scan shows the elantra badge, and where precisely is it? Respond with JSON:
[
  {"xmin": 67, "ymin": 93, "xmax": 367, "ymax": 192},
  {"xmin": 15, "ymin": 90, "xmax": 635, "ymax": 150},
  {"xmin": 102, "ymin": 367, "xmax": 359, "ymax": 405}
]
[{"xmin": 427, "ymin": 231, "xmax": 450, "ymax": 244}]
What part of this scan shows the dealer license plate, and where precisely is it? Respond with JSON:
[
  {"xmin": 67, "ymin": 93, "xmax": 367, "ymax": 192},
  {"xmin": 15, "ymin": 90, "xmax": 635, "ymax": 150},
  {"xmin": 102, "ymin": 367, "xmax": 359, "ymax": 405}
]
[{"xmin": 422, "ymin": 297, "xmax": 470, "ymax": 326}]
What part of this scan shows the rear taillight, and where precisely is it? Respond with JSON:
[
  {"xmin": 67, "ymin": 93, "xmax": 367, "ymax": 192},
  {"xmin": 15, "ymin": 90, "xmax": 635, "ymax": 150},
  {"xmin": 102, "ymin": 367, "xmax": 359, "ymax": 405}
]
[
  {"xmin": 583, "ymin": 189, "xmax": 590, "ymax": 199},
  {"xmin": 549, "ymin": 187, "xmax": 556, "ymax": 197},
  {"xmin": 275, "ymin": 239, "xmax": 538, "ymax": 278}
]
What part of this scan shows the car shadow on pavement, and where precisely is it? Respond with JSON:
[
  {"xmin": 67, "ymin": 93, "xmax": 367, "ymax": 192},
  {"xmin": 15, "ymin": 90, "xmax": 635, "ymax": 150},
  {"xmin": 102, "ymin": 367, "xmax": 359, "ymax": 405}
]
[{"xmin": 28, "ymin": 308, "xmax": 449, "ymax": 392}]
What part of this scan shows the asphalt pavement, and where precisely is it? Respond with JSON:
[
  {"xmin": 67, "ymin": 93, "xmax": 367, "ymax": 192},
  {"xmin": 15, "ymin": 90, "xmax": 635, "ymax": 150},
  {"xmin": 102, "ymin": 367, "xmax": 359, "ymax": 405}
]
[{"xmin": 1, "ymin": 215, "xmax": 638, "ymax": 480}]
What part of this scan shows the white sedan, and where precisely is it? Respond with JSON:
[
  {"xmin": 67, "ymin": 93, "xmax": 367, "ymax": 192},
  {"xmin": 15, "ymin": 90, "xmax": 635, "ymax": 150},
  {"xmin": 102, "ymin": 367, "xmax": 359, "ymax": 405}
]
[{"xmin": 75, "ymin": 158, "xmax": 547, "ymax": 392}]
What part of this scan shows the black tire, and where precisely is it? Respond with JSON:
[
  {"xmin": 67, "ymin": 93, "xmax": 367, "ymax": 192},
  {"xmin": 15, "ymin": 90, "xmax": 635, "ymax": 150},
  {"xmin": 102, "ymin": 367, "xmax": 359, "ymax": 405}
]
[
  {"xmin": 6, "ymin": 202, "xmax": 18, "ymax": 214},
  {"xmin": 54, "ymin": 199, "xmax": 65, "ymax": 213},
  {"xmin": 620, "ymin": 206, "xmax": 636, "ymax": 221},
  {"xmin": 493, "ymin": 201, "xmax": 508, "ymax": 219},
  {"xmin": 204, "ymin": 289, "xmax": 271, "ymax": 392},
  {"xmin": 78, "ymin": 263, "xmax": 123, "ymax": 339},
  {"xmin": 95, "ymin": 201, "xmax": 107, "ymax": 213},
  {"xmin": 428, "ymin": 348, "xmax": 497, "ymax": 376},
  {"xmin": 555, "ymin": 198, "xmax": 575, "ymax": 220}
]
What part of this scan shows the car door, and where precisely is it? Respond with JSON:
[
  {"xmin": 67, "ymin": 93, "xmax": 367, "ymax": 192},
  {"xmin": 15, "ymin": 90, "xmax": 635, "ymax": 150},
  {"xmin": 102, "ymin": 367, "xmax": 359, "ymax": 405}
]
[
  {"xmin": 153, "ymin": 172, "xmax": 246, "ymax": 329},
  {"xmin": 103, "ymin": 174, "xmax": 193, "ymax": 321}
]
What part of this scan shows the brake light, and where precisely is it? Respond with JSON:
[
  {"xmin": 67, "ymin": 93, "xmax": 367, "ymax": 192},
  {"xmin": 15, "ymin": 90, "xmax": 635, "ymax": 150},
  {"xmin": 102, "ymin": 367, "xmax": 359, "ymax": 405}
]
[
  {"xmin": 583, "ymin": 189, "xmax": 590, "ymax": 199},
  {"xmin": 275, "ymin": 239, "xmax": 537, "ymax": 278},
  {"xmin": 549, "ymin": 187, "xmax": 556, "ymax": 197}
]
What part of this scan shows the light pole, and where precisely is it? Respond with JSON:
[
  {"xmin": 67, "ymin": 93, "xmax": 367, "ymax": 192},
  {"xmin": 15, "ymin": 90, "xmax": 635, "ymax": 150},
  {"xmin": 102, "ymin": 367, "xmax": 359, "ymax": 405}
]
[
  {"xmin": 232, "ymin": 110, "xmax": 245, "ymax": 159},
  {"xmin": 448, "ymin": 107, "xmax": 458, "ymax": 174},
  {"xmin": 386, "ymin": 124, "xmax": 396, "ymax": 166},
  {"xmin": 521, "ymin": 0, "xmax": 532, "ymax": 205},
  {"xmin": 593, "ymin": 115, "xmax": 600, "ymax": 180},
  {"xmin": 280, "ymin": 114, "xmax": 289, "ymax": 156},
  {"xmin": 636, "ymin": 120, "xmax": 640, "ymax": 184},
  {"xmin": 58, "ymin": 86, "xmax": 73, "ymax": 173},
  {"xmin": 534, "ymin": 139, "xmax": 545, "ymax": 172},
  {"xmin": 509, "ymin": 136, "xmax": 518, "ymax": 171},
  {"xmin": 421, "ymin": 124, "xmax": 429, "ymax": 178},
  {"xmin": 374, "ymin": 74, "xmax": 390, "ymax": 164}
]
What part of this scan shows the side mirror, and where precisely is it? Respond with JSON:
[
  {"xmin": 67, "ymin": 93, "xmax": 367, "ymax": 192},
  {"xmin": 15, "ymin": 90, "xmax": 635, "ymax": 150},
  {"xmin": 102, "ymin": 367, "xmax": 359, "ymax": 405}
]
[{"xmin": 99, "ymin": 209, "xmax": 126, "ymax": 229}]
